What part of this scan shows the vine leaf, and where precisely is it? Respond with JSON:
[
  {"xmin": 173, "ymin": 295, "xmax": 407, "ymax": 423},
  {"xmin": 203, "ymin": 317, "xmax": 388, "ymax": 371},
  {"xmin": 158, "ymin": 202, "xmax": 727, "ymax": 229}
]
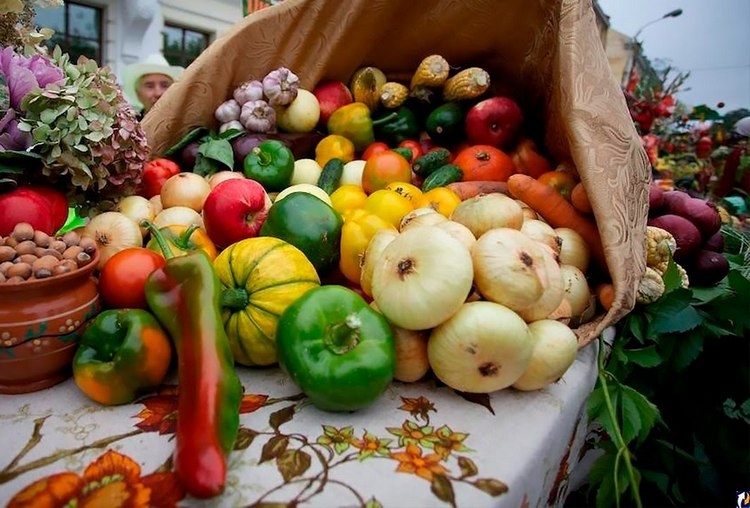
[
  {"xmin": 364, "ymin": 497, "xmax": 383, "ymax": 508},
  {"xmin": 472, "ymin": 478, "xmax": 509, "ymax": 497},
  {"xmin": 453, "ymin": 391, "xmax": 495, "ymax": 414},
  {"xmin": 457, "ymin": 456, "xmax": 478, "ymax": 479},
  {"xmin": 624, "ymin": 345, "xmax": 663, "ymax": 368},
  {"xmin": 260, "ymin": 435, "xmax": 289, "ymax": 463},
  {"xmin": 269, "ymin": 405, "xmax": 296, "ymax": 431},
  {"xmin": 431, "ymin": 474, "xmax": 455, "ymax": 505},
  {"xmin": 276, "ymin": 449, "xmax": 311, "ymax": 482},
  {"xmin": 234, "ymin": 428, "xmax": 259, "ymax": 450},
  {"xmin": 589, "ymin": 452, "xmax": 640, "ymax": 507}
]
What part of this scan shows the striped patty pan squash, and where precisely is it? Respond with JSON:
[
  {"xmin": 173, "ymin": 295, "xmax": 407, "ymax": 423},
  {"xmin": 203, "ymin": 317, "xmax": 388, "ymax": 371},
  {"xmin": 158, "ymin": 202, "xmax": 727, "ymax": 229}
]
[{"xmin": 214, "ymin": 237, "xmax": 320, "ymax": 366}]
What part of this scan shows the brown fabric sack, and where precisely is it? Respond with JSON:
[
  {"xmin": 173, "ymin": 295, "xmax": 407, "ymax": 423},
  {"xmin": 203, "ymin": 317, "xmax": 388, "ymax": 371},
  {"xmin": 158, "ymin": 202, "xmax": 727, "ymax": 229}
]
[{"xmin": 143, "ymin": 0, "xmax": 650, "ymax": 348}]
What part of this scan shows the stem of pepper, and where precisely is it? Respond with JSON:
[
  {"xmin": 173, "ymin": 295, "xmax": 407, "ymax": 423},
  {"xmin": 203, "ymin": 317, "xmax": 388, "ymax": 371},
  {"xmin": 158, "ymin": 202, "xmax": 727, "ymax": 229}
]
[
  {"xmin": 141, "ymin": 220, "xmax": 175, "ymax": 260},
  {"xmin": 251, "ymin": 146, "xmax": 273, "ymax": 166},
  {"xmin": 371, "ymin": 111, "xmax": 399, "ymax": 128},
  {"xmin": 324, "ymin": 313, "xmax": 362, "ymax": 355},
  {"xmin": 175, "ymin": 223, "xmax": 201, "ymax": 250}
]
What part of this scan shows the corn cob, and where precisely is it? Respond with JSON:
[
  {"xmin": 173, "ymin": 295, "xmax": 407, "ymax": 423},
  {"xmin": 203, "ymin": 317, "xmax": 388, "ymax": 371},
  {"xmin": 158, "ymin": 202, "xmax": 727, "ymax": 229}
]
[
  {"xmin": 349, "ymin": 66, "xmax": 387, "ymax": 112},
  {"xmin": 380, "ymin": 82, "xmax": 410, "ymax": 108},
  {"xmin": 410, "ymin": 54, "xmax": 451, "ymax": 90},
  {"xmin": 442, "ymin": 67, "xmax": 491, "ymax": 101}
]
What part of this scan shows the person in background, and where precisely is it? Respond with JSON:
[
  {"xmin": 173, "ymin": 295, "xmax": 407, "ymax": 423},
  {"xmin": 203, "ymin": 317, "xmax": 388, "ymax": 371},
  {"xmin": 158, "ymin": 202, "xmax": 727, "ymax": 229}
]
[{"xmin": 122, "ymin": 52, "xmax": 184, "ymax": 119}]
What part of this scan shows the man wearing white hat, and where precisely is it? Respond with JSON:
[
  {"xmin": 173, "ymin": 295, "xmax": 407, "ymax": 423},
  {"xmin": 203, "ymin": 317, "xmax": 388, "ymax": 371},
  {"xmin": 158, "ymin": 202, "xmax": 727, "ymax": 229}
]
[{"xmin": 122, "ymin": 53, "xmax": 184, "ymax": 119}]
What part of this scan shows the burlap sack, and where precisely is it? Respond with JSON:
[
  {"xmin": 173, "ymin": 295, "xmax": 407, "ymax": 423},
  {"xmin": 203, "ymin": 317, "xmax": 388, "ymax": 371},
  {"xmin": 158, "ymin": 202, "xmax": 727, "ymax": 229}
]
[{"xmin": 143, "ymin": 0, "xmax": 650, "ymax": 348}]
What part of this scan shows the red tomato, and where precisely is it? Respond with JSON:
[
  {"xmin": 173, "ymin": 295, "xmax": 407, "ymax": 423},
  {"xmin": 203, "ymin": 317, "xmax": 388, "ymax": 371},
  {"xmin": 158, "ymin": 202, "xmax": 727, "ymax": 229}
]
[
  {"xmin": 360, "ymin": 142, "xmax": 390, "ymax": 161},
  {"xmin": 138, "ymin": 158, "xmax": 181, "ymax": 199},
  {"xmin": 98, "ymin": 247, "xmax": 166, "ymax": 310},
  {"xmin": 361, "ymin": 150, "xmax": 412, "ymax": 195},
  {"xmin": 398, "ymin": 140, "xmax": 424, "ymax": 164}
]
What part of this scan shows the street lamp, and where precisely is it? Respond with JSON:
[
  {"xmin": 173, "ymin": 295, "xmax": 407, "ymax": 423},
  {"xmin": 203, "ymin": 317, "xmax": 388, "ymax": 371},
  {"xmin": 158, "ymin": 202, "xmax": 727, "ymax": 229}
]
[{"xmin": 622, "ymin": 8, "xmax": 683, "ymax": 87}]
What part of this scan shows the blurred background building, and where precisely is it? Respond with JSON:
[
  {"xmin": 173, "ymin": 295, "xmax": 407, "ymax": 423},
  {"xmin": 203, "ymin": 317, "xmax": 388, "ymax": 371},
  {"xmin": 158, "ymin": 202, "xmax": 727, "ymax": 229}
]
[{"xmin": 33, "ymin": 0, "xmax": 636, "ymax": 90}]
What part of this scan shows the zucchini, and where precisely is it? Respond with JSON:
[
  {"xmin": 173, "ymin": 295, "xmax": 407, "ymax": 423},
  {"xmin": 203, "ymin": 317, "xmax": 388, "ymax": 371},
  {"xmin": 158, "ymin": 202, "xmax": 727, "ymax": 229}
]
[
  {"xmin": 317, "ymin": 158, "xmax": 345, "ymax": 195},
  {"xmin": 412, "ymin": 148, "xmax": 451, "ymax": 177},
  {"xmin": 425, "ymin": 102, "xmax": 465, "ymax": 145},
  {"xmin": 421, "ymin": 164, "xmax": 463, "ymax": 192}
]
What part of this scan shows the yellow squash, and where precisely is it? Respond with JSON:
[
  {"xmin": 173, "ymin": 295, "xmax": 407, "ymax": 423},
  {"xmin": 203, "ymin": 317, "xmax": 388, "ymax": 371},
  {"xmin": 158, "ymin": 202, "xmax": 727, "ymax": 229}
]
[{"xmin": 213, "ymin": 237, "xmax": 320, "ymax": 366}]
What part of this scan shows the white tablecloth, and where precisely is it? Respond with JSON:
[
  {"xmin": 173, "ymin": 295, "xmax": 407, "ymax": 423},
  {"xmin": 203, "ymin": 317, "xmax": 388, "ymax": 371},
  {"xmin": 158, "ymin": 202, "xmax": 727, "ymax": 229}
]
[{"xmin": 0, "ymin": 336, "xmax": 604, "ymax": 507}]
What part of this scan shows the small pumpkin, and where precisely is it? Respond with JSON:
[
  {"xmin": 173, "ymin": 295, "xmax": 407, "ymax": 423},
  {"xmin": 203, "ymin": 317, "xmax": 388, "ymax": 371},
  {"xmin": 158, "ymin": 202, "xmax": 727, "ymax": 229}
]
[{"xmin": 214, "ymin": 237, "xmax": 320, "ymax": 366}]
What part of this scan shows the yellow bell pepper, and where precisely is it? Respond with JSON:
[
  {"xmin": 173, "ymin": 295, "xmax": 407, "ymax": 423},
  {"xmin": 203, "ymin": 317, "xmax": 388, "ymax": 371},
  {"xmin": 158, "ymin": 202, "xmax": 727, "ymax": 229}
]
[
  {"xmin": 315, "ymin": 134, "xmax": 356, "ymax": 168},
  {"xmin": 385, "ymin": 181, "xmax": 423, "ymax": 203},
  {"xmin": 363, "ymin": 189, "xmax": 415, "ymax": 229},
  {"xmin": 330, "ymin": 184, "xmax": 368, "ymax": 215},
  {"xmin": 339, "ymin": 209, "xmax": 397, "ymax": 284},
  {"xmin": 413, "ymin": 187, "xmax": 462, "ymax": 217}
]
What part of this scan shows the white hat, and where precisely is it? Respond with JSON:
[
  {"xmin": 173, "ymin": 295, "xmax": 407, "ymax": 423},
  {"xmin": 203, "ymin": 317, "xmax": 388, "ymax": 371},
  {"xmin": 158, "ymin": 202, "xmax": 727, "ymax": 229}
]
[
  {"xmin": 122, "ymin": 52, "xmax": 184, "ymax": 111},
  {"xmin": 733, "ymin": 116, "xmax": 750, "ymax": 137}
]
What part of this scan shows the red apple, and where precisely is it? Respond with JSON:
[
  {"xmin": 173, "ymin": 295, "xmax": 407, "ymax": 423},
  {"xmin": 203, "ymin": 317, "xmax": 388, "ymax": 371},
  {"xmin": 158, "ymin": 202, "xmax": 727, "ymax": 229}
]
[
  {"xmin": 464, "ymin": 96, "xmax": 524, "ymax": 149},
  {"xmin": 202, "ymin": 178, "xmax": 272, "ymax": 248},
  {"xmin": 312, "ymin": 80, "xmax": 353, "ymax": 128},
  {"xmin": 22, "ymin": 186, "xmax": 69, "ymax": 233},
  {"xmin": 0, "ymin": 187, "xmax": 55, "ymax": 236}
]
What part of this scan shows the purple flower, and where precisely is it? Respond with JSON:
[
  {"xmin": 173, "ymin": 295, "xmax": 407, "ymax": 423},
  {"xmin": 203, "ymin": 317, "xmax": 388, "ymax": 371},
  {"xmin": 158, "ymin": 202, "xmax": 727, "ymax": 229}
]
[
  {"xmin": 0, "ymin": 47, "xmax": 65, "ymax": 110},
  {"xmin": 0, "ymin": 109, "xmax": 31, "ymax": 150}
]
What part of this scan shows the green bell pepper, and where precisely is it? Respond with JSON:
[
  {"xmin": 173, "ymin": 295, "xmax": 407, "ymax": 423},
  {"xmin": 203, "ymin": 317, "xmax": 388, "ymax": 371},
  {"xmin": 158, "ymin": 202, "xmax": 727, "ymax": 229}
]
[
  {"xmin": 327, "ymin": 102, "xmax": 398, "ymax": 152},
  {"xmin": 373, "ymin": 106, "xmax": 420, "ymax": 146},
  {"xmin": 72, "ymin": 309, "xmax": 173, "ymax": 406},
  {"xmin": 276, "ymin": 285, "xmax": 396, "ymax": 412},
  {"xmin": 144, "ymin": 222, "xmax": 243, "ymax": 499},
  {"xmin": 243, "ymin": 139, "xmax": 295, "ymax": 192}
]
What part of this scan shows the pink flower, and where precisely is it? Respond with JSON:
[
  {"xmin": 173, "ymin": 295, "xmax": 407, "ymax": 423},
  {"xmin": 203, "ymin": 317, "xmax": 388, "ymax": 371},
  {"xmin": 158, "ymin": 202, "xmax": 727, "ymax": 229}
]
[{"xmin": 0, "ymin": 47, "xmax": 65, "ymax": 109}]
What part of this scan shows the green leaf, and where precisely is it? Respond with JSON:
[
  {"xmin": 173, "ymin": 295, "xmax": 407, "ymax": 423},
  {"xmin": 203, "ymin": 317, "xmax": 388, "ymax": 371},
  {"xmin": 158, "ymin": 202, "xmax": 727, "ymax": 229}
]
[
  {"xmin": 662, "ymin": 257, "xmax": 684, "ymax": 292},
  {"xmin": 669, "ymin": 331, "xmax": 704, "ymax": 371},
  {"xmin": 647, "ymin": 288, "xmax": 703, "ymax": 334},
  {"xmin": 618, "ymin": 388, "xmax": 643, "ymax": 445},
  {"xmin": 162, "ymin": 126, "xmax": 209, "ymax": 157},
  {"xmin": 193, "ymin": 153, "xmax": 222, "ymax": 177},
  {"xmin": 626, "ymin": 313, "xmax": 648, "ymax": 343},
  {"xmin": 623, "ymin": 345, "xmax": 663, "ymax": 368},
  {"xmin": 198, "ymin": 137, "xmax": 235, "ymax": 170},
  {"xmin": 621, "ymin": 385, "xmax": 660, "ymax": 443}
]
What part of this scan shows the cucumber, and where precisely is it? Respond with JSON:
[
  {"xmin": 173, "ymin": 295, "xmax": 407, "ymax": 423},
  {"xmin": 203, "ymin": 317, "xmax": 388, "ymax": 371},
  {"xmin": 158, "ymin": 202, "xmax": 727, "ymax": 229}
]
[
  {"xmin": 421, "ymin": 164, "xmax": 463, "ymax": 192},
  {"xmin": 317, "ymin": 158, "xmax": 345, "ymax": 194},
  {"xmin": 412, "ymin": 148, "xmax": 451, "ymax": 177},
  {"xmin": 392, "ymin": 147, "xmax": 413, "ymax": 162}
]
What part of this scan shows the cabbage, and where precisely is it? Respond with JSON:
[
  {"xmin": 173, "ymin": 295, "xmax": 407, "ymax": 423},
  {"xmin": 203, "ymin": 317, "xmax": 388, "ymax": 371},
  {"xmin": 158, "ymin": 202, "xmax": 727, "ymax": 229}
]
[{"xmin": 0, "ymin": 47, "xmax": 64, "ymax": 110}]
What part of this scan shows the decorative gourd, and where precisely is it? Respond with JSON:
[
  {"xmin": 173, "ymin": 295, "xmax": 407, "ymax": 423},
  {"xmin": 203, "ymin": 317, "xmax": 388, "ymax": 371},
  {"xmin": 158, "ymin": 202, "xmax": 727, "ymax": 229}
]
[
  {"xmin": 213, "ymin": 237, "xmax": 320, "ymax": 366},
  {"xmin": 645, "ymin": 226, "xmax": 677, "ymax": 274},
  {"xmin": 636, "ymin": 266, "xmax": 666, "ymax": 305}
]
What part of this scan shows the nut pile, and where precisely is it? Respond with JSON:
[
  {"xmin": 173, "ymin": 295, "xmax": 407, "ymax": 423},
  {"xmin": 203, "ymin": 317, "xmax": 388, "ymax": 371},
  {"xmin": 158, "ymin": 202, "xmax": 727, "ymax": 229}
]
[{"xmin": 0, "ymin": 223, "xmax": 97, "ymax": 284}]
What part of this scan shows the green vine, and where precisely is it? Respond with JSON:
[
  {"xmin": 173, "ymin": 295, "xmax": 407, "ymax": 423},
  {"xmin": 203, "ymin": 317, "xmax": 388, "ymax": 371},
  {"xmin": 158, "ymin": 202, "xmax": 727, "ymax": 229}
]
[{"xmin": 572, "ymin": 226, "xmax": 750, "ymax": 507}]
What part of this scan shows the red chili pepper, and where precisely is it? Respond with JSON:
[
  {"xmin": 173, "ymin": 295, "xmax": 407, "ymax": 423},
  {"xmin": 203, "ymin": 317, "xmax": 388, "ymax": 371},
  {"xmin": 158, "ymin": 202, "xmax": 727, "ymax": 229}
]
[{"xmin": 138, "ymin": 158, "xmax": 182, "ymax": 198}]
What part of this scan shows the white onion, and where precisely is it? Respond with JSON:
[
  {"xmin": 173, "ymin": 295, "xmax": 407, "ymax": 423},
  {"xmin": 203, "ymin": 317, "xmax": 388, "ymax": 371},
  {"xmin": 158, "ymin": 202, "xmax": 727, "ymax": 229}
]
[
  {"xmin": 517, "ymin": 245, "xmax": 564, "ymax": 322},
  {"xmin": 433, "ymin": 220, "xmax": 476, "ymax": 250},
  {"xmin": 207, "ymin": 171, "xmax": 245, "ymax": 189},
  {"xmin": 520, "ymin": 219, "xmax": 561, "ymax": 258},
  {"xmin": 428, "ymin": 301, "xmax": 533, "ymax": 393},
  {"xmin": 291, "ymin": 158, "xmax": 323, "ymax": 186},
  {"xmin": 160, "ymin": 172, "xmax": 212, "ymax": 212},
  {"xmin": 115, "ymin": 195, "xmax": 156, "ymax": 237},
  {"xmin": 471, "ymin": 228, "xmax": 550, "ymax": 312},
  {"xmin": 450, "ymin": 193, "xmax": 524, "ymax": 238},
  {"xmin": 399, "ymin": 206, "xmax": 446, "ymax": 231},
  {"xmin": 154, "ymin": 206, "xmax": 204, "ymax": 230},
  {"xmin": 372, "ymin": 226, "xmax": 473, "ymax": 330},
  {"xmin": 512, "ymin": 319, "xmax": 579, "ymax": 391},
  {"xmin": 559, "ymin": 264, "xmax": 592, "ymax": 317},
  {"xmin": 359, "ymin": 228, "xmax": 399, "ymax": 297},
  {"xmin": 555, "ymin": 227, "xmax": 590, "ymax": 273},
  {"xmin": 82, "ymin": 211, "xmax": 143, "ymax": 269}
]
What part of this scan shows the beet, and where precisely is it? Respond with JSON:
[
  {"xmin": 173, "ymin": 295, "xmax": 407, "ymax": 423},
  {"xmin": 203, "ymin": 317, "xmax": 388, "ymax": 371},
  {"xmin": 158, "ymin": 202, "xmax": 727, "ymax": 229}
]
[
  {"xmin": 704, "ymin": 230, "xmax": 725, "ymax": 253},
  {"xmin": 231, "ymin": 133, "xmax": 270, "ymax": 166},
  {"xmin": 687, "ymin": 250, "xmax": 730, "ymax": 287},
  {"xmin": 648, "ymin": 183, "xmax": 665, "ymax": 216},
  {"xmin": 179, "ymin": 140, "xmax": 201, "ymax": 170},
  {"xmin": 661, "ymin": 190, "xmax": 691, "ymax": 214},
  {"xmin": 669, "ymin": 197, "xmax": 722, "ymax": 239},
  {"xmin": 647, "ymin": 214, "xmax": 702, "ymax": 262}
]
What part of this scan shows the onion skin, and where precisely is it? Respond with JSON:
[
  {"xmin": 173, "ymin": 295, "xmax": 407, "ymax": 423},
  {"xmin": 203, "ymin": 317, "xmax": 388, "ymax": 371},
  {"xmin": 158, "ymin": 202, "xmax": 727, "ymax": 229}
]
[
  {"xmin": 428, "ymin": 301, "xmax": 533, "ymax": 393},
  {"xmin": 704, "ymin": 230, "xmax": 724, "ymax": 253},
  {"xmin": 669, "ymin": 197, "xmax": 722, "ymax": 239},
  {"xmin": 686, "ymin": 249, "xmax": 729, "ymax": 287},
  {"xmin": 392, "ymin": 326, "xmax": 431, "ymax": 383},
  {"xmin": 648, "ymin": 182, "xmax": 665, "ymax": 216}
]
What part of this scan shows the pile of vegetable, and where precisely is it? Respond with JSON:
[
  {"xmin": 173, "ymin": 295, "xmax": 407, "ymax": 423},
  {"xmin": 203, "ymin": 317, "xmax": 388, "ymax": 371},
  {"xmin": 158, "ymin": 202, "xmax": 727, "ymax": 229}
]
[{"xmin": 6, "ymin": 54, "xmax": 741, "ymax": 501}]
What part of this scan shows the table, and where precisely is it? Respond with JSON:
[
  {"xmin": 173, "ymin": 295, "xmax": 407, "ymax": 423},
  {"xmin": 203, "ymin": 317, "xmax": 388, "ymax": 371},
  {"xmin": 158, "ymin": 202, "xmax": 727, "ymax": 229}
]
[{"xmin": 0, "ymin": 333, "xmax": 606, "ymax": 507}]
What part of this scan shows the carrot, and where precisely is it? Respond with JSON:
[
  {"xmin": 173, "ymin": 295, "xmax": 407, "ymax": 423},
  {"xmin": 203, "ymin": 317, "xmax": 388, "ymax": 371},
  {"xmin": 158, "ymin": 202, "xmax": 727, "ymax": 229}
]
[
  {"xmin": 507, "ymin": 173, "xmax": 607, "ymax": 269},
  {"xmin": 594, "ymin": 282, "xmax": 614, "ymax": 311},
  {"xmin": 570, "ymin": 182, "xmax": 593, "ymax": 214},
  {"xmin": 445, "ymin": 180, "xmax": 509, "ymax": 200}
]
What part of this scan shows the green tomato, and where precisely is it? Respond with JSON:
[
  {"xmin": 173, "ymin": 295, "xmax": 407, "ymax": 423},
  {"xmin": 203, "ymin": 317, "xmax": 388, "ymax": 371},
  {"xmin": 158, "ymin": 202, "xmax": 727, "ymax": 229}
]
[
  {"xmin": 276, "ymin": 285, "xmax": 395, "ymax": 412},
  {"xmin": 242, "ymin": 139, "xmax": 294, "ymax": 192}
]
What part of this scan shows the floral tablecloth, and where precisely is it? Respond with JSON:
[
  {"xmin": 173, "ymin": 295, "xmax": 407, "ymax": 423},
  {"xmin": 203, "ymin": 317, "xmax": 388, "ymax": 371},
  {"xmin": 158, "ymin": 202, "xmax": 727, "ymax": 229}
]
[{"xmin": 0, "ymin": 334, "xmax": 605, "ymax": 508}]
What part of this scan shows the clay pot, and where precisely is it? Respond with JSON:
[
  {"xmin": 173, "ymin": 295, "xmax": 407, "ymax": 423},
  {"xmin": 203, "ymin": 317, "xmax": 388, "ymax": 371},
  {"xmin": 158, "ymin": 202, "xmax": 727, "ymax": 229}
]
[{"xmin": 0, "ymin": 252, "xmax": 100, "ymax": 394}]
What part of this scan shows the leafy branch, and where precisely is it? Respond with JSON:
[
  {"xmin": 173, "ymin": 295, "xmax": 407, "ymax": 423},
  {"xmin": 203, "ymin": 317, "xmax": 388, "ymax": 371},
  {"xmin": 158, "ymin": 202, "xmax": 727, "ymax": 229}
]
[{"xmin": 579, "ymin": 229, "xmax": 750, "ymax": 507}]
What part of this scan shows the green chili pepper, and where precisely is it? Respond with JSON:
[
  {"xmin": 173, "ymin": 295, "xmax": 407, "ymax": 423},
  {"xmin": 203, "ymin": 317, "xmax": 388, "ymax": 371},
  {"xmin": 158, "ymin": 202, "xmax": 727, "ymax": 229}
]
[
  {"xmin": 327, "ymin": 102, "xmax": 398, "ymax": 151},
  {"xmin": 243, "ymin": 139, "xmax": 295, "ymax": 192},
  {"xmin": 373, "ymin": 106, "xmax": 420, "ymax": 146},
  {"xmin": 72, "ymin": 309, "xmax": 173, "ymax": 406},
  {"xmin": 143, "ymin": 221, "xmax": 242, "ymax": 499},
  {"xmin": 276, "ymin": 285, "xmax": 395, "ymax": 412}
]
